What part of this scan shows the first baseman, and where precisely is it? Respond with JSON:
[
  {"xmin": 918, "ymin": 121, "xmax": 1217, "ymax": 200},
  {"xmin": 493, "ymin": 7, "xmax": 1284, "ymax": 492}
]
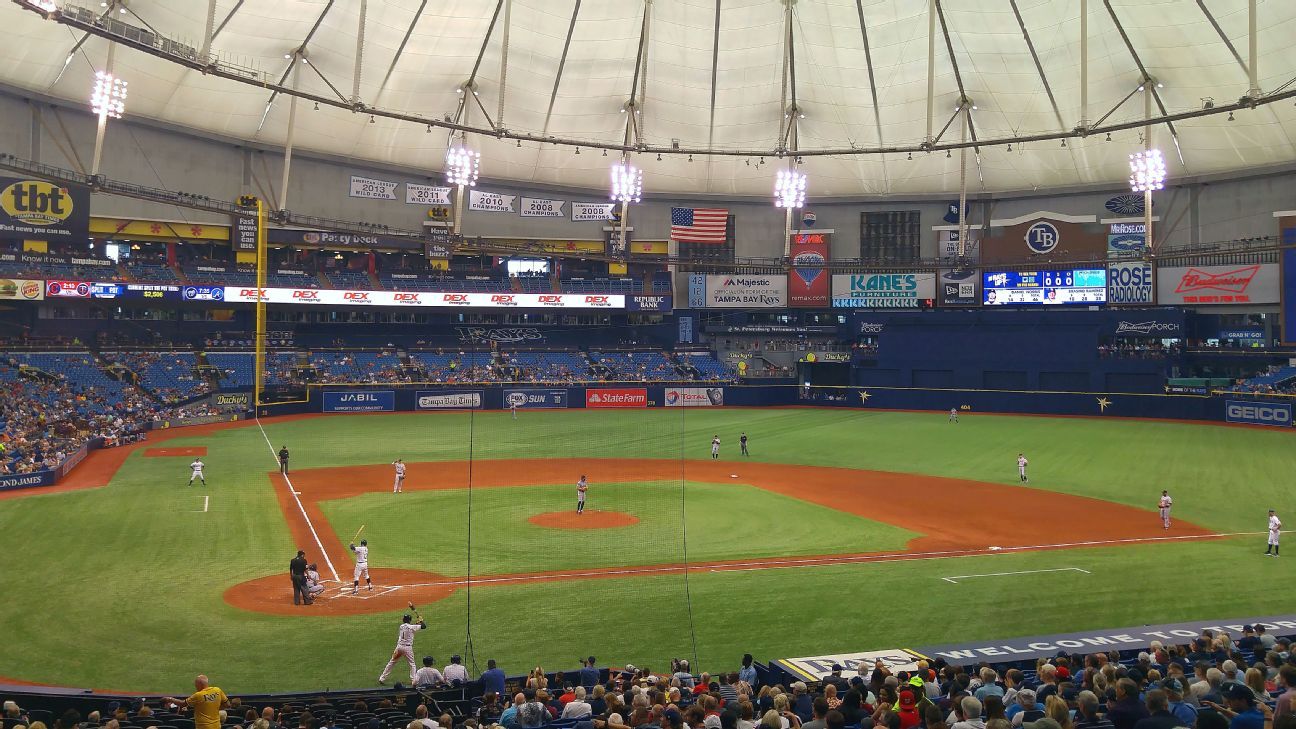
[{"xmin": 1266, "ymin": 509, "xmax": 1282, "ymax": 556}]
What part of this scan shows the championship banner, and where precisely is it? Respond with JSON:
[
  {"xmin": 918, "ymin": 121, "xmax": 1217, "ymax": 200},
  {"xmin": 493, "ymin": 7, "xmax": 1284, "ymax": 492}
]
[
  {"xmin": 0, "ymin": 278, "xmax": 44, "ymax": 300},
  {"xmin": 572, "ymin": 202, "xmax": 616, "ymax": 221},
  {"xmin": 1108, "ymin": 261, "xmax": 1154, "ymax": 305},
  {"xmin": 664, "ymin": 387, "xmax": 724, "ymax": 407},
  {"xmin": 704, "ymin": 274, "xmax": 787, "ymax": 308},
  {"xmin": 406, "ymin": 183, "xmax": 452, "ymax": 205},
  {"xmin": 415, "ymin": 391, "xmax": 483, "ymax": 410},
  {"xmin": 503, "ymin": 389, "xmax": 568, "ymax": 409},
  {"xmin": 322, "ymin": 390, "xmax": 395, "ymax": 413},
  {"xmin": 788, "ymin": 231, "xmax": 829, "ymax": 307},
  {"xmin": 1156, "ymin": 264, "xmax": 1279, "ymax": 305},
  {"xmin": 0, "ymin": 178, "xmax": 91, "ymax": 243},
  {"xmin": 349, "ymin": 175, "xmax": 398, "ymax": 200},
  {"xmin": 469, "ymin": 190, "xmax": 516, "ymax": 213},
  {"xmin": 1107, "ymin": 222, "xmax": 1146, "ymax": 258},
  {"xmin": 585, "ymin": 388, "xmax": 647, "ymax": 408},
  {"xmin": 832, "ymin": 273, "xmax": 936, "ymax": 308},
  {"xmin": 520, "ymin": 197, "xmax": 565, "ymax": 218},
  {"xmin": 938, "ymin": 269, "xmax": 978, "ymax": 306}
]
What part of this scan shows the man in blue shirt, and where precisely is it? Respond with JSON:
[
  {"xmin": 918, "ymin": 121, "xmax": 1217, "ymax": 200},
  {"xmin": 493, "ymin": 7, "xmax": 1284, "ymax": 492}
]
[
  {"xmin": 1207, "ymin": 684, "xmax": 1267, "ymax": 729},
  {"xmin": 738, "ymin": 654, "xmax": 758, "ymax": 688},
  {"xmin": 481, "ymin": 659, "xmax": 506, "ymax": 697},
  {"xmin": 579, "ymin": 657, "xmax": 599, "ymax": 690}
]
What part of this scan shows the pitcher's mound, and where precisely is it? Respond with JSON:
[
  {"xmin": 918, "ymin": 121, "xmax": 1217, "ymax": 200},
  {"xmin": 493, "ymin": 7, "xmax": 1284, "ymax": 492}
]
[{"xmin": 528, "ymin": 510, "xmax": 639, "ymax": 530}]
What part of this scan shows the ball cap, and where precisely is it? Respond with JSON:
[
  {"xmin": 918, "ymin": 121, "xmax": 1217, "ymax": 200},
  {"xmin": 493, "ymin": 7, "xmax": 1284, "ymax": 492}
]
[{"xmin": 1224, "ymin": 684, "xmax": 1256, "ymax": 703}]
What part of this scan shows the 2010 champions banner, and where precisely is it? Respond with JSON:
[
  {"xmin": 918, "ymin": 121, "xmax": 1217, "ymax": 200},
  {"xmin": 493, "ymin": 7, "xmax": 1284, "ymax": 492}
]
[{"xmin": 469, "ymin": 190, "xmax": 516, "ymax": 213}]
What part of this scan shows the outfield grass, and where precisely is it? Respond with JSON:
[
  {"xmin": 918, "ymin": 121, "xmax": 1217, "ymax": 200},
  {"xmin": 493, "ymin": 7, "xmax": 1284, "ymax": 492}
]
[{"xmin": 0, "ymin": 408, "xmax": 1291, "ymax": 693}]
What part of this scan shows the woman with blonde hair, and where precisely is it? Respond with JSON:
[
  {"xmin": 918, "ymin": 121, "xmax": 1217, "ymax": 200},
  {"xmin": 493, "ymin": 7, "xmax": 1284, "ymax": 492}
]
[
  {"xmin": 1245, "ymin": 667, "xmax": 1268, "ymax": 699},
  {"xmin": 526, "ymin": 667, "xmax": 548, "ymax": 690},
  {"xmin": 1044, "ymin": 696, "xmax": 1072, "ymax": 729},
  {"xmin": 824, "ymin": 684, "xmax": 842, "ymax": 711}
]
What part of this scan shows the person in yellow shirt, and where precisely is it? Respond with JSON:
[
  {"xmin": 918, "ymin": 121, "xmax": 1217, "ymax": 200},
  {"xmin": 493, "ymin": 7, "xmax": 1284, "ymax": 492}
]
[{"xmin": 163, "ymin": 675, "xmax": 229, "ymax": 729}]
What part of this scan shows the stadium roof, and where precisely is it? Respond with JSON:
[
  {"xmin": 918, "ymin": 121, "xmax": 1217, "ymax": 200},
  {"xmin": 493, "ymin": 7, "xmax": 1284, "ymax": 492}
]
[{"xmin": 3, "ymin": 0, "xmax": 1296, "ymax": 198}]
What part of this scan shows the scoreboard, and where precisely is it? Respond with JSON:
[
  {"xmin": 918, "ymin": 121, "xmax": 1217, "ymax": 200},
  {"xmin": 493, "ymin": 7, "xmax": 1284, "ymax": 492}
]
[{"xmin": 983, "ymin": 269, "xmax": 1107, "ymax": 305}]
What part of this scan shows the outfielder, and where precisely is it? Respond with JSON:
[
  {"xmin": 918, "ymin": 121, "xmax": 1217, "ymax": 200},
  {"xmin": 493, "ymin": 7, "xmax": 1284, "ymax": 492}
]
[
  {"xmin": 1158, "ymin": 490, "xmax": 1173, "ymax": 530},
  {"xmin": 350, "ymin": 539, "xmax": 372, "ymax": 593},
  {"xmin": 740, "ymin": 432, "xmax": 749, "ymax": 457},
  {"xmin": 378, "ymin": 611, "xmax": 427, "ymax": 685},
  {"xmin": 949, "ymin": 408, "xmax": 959, "ymax": 423},
  {"xmin": 392, "ymin": 459, "xmax": 406, "ymax": 494},
  {"xmin": 576, "ymin": 475, "xmax": 588, "ymax": 514},
  {"xmin": 711, "ymin": 435, "xmax": 721, "ymax": 460},
  {"xmin": 1016, "ymin": 453, "xmax": 1028, "ymax": 483},
  {"xmin": 1265, "ymin": 509, "xmax": 1282, "ymax": 556},
  {"xmin": 188, "ymin": 458, "xmax": 206, "ymax": 486}
]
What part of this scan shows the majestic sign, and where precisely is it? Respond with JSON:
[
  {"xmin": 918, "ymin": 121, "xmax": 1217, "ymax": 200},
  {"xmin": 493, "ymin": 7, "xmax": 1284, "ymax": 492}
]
[
  {"xmin": 0, "ymin": 278, "xmax": 44, "ymax": 300},
  {"xmin": 832, "ymin": 273, "xmax": 936, "ymax": 308},
  {"xmin": 0, "ymin": 178, "xmax": 90, "ymax": 243},
  {"xmin": 322, "ymin": 390, "xmax": 395, "ymax": 413},
  {"xmin": 704, "ymin": 275, "xmax": 788, "ymax": 308},
  {"xmin": 415, "ymin": 391, "xmax": 483, "ymax": 410},
  {"xmin": 788, "ymin": 232, "xmax": 830, "ymax": 307},
  {"xmin": 585, "ymin": 388, "xmax": 648, "ymax": 408},
  {"xmin": 1225, "ymin": 400, "xmax": 1292, "ymax": 427},
  {"xmin": 348, "ymin": 175, "xmax": 398, "ymax": 200},
  {"xmin": 938, "ymin": 269, "xmax": 978, "ymax": 306},
  {"xmin": 405, "ymin": 183, "xmax": 452, "ymax": 205},
  {"xmin": 1107, "ymin": 262, "xmax": 1154, "ymax": 305},
  {"xmin": 469, "ymin": 190, "xmax": 516, "ymax": 213},
  {"xmin": 1157, "ymin": 264, "xmax": 1279, "ymax": 305},
  {"xmin": 572, "ymin": 202, "xmax": 617, "ymax": 222},
  {"xmin": 664, "ymin": 387, "xmax": 724, "ymax": 407},
  {"xmin": 520, "ymin": 197, "xmax": 565, "ymax": 218}
]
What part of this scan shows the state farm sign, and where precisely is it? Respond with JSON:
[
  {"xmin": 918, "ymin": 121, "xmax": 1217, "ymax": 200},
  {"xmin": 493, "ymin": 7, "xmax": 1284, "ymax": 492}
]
[
  {"xmin": 219, "ymin": 287, "xmax": 626, "ymax": 309},
  {"xmin": 1156, "ymin": 264, "xmax": 1278, "ymax": 305},
  {"xmin": 585, "ymin": 388, "xmax": 648, "ymax": 408}
]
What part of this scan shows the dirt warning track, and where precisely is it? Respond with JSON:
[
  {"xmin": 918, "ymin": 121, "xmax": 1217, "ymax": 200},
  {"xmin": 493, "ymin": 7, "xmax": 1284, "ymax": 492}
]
[{"xmin": 223, "ymin": 458, "xmax": 1217, "ymax": 616}]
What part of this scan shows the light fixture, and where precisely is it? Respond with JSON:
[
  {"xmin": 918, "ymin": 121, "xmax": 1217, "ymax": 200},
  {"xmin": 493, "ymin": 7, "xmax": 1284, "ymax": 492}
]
[
  {"xmin": 1061, "ymin": 139, "xmax": 1067, "ymax": 147},
  {"xmin": 313, "ymin": 101, "xmax": 319, "ymax": 110},
  {"xmin": 774, "ymin": 168, "xmax": 807, "ymax": 209},
  {"xmin": 656, "ymin": 153, "xmax": 662, "ymax": 161},
  {"xmin": 1007, "ymin": 143, "xmax": 1012, "ymax": 151},
  {"xmin": 445, "ymin": 144, "xmax": 481, "ymax": 187},
  {"xmin": 946, "ymin": 150, "xmax": 951, "ymax": 158},
  {"xmin": 516, "ymin": 139, "xmax": 521, "ymax": 147},
  {"xmin": 907, "ymin": 152, "xmax": 912, "ymax": 160},
  {"xmin": 90, "ymin": 70, "xmax": 127, "ymax": 119},
  {"xmin": 688, "ymin": 154, "xmax": 693, "ymax": 162},
  {"xmin": 369, "ymin": 115, "xmax": 375, "ymax": 124},
  {"xmin": 1227, "ymin": 111, "xmax": 1235, "ymax": 121},
  {"xmin": 1128, "ymin": 149, "xmax": 1167, "ymax": 193},
  {"xmin": 610, "ymin": 162, "xmax": 643, "ymax": 204},
  {"xmin": 602, "ymin": 149, "xmax": 608, "ymax": 157},
  {"xmin": 1105, "ymin": 132, "xmax": 1112, "ymax": 141}
]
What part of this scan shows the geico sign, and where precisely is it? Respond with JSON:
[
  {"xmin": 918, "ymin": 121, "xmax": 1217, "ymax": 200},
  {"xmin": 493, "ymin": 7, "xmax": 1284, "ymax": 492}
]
[
  {"xmin": 292, "ymin": 290, "xmax": 320, "ymax": 300},
  {"xmin": 343, "ymin": 291, "xmax": 370, "ymax": 301},
  {"xmin": 442, "ymin": 294, "xmax": 470, "ymax": 304},
  {"xmin": 393, "ymin": 293, "xmax": 421, "ymax": 303},
  {"xmin": 1227, "ymin": 403, "xmax": 1292, "ymax": 424}
]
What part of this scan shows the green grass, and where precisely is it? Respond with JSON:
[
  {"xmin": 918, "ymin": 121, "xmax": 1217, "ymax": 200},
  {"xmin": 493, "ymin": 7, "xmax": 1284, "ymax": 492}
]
[
  {"xmin": 318, "ymin": 481, "xmax": 919, "ymax": 576},
  {"xmin": 0, "ymin": 408, "xmax": 1291, "ymax": 693}
]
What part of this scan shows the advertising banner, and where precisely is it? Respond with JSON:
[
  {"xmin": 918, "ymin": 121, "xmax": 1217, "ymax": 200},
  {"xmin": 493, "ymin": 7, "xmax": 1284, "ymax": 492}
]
[
  {"xmin": 415, "ymin": 391, "xmax": 483, "ymax": 410},
  {"xmin": 46, "ymin": 280, "xmax": 91, "ymax": 298},
  {"xmin": 1107, "ymin": 222, "xmax": 1146, "ymax": 258},
  {"xmin": 1218, "ymin": 328, "xmax": 1265, "ymax": 342},
  {"xmin": 349, "ymin": 175, "xmax": 398, "ymax": 200},
  {"xmin": 0, "ymin": 278, "xmax": 44, "ymax": 300},
  {"xmin": 183, "ymin": 285, "xmax": 226, "ymax": 302},
  {"xmin": 0, "ymin": 252, "xmax": 111, "ymax": 267},
  {"xmin": 938, "ymin": 269, "xmax": 978, "ymax": 306},
  {"xmin": 937, "ymin": 229, "xmax": 980, "ymax": 261},
  {"xmin": 626, "ymin": 294, "xmax": 672, "ymax": 312},
  {"xmin": 211, "ymin": 393, "xmax": 251, "ymax": 410},
  {"xmin": 586, "ymin": 388, "xmax": 648, "ymax": 408},
  {"xmin": 664, "ymin": 387, "xmax": 724, "ymax": 407},
  {"xmin": 469, "ymin": 190, "xmax": 516, "ymax": 213},
  {"xmin": 0, "ymin": 469, "xmax": 58, "ymax": 491},
  {"xmin": 456, "ymin": 327, "xmax": 545, "ymax": 344},
  {"xmin": 1109, "ymin": 317, "xmax": 1183, "ymax": 337},
  {"xmin": 89, "ymin": 282, "xmax": 124, "ymax": 299},
  {"xmin": 503, "ymin": 388, "xmax": 568, "ymax": 409},
  {"xmin": 1157, "ymin": 264, "xmax": 1279, "ymax": 305},
  {"xmin": 788, "ymin": 232, "xmax": 830, "ymax": 307},
  {"xmin": 1107, "ymin": 262, "xmax": 1154, "ymax": 305},
  {"xmin": 705, "ymin": 275, "xmax": 787, "ymax": 308},
  {"xmin": 268, "ymin": 228, "xmax": 423, "ymax": 251},
  {"xmin": 221, "ymin": 287, "xmax": 624, "ymax": 309},
  {"xmin": 1282, "ymin": 224, "xmax": 1296, "ymax": 344},
  {"xmin": 832, "ymin": 273, "xmax": 936, "ymax": 308},
  {"xmin": 773, "ymin": 650, "xmax": 922, "ymax": 683},
  {"xmin": 0, "ymin": 178, "xmax": 91, "ymax": 243},
  {"xmin": 983, "ymin": 269, "xmax": 1107, "ymax": 305},
  {"xmin": 1224, "ymin": 400, "xmax": 1292, "ymax": 427},
  {"xmin": 406, "ymin": 183, "xmax": 452, "ymax": 205},
  {"xmin": 322, "ymin": 390, "xmax": 395, "ymax": 413},
  {"xmin": 572, "ymin": 202, "xmax": 617, "ymax": 221},
  {"xmin": 520, "ymin": 197, "xmax": 565, "ymax": 218},
  {"xmin": 232, "ymin": 204, "xmax": 259, "ymax": 252}
]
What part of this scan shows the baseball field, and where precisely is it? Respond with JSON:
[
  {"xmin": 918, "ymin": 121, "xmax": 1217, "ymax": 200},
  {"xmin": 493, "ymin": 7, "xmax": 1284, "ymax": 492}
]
[{"xmin": 0, "ymin": 406, "xmax": 1290, "ymax": 694}]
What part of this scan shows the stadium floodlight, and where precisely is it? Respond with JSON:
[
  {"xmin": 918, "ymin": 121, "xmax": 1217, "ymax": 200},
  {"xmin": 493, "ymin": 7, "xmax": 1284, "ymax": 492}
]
[
  {"xmin": 774, "ymin": 167, "xmax": 807, "ymax": 208},
  {"xmin": 90, "ymin": 70, "xmax": 127, "ymax": 119},
  {"xmin": 1128, "ymin": 149, "xmax": 1166, "ymax": 193},
  {"xmin": 445, "ymin": 144, "xmax": 480, "ymax": 187},
  {"xmin": 609, "ymin": 162, "xmax": 642, "ymax": 204}
]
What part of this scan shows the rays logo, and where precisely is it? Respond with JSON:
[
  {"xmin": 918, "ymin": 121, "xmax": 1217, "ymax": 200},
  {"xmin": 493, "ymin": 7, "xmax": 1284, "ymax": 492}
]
[{"xmin": 1025, "ymin": 221, "xmax": 1060, "ymax": 254}]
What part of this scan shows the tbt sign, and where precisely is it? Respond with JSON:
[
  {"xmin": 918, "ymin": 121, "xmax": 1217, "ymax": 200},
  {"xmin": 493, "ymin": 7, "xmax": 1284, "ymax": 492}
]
[{"xmin": 0, "ymin": 178, "xmax": 90, "ymax": 243}]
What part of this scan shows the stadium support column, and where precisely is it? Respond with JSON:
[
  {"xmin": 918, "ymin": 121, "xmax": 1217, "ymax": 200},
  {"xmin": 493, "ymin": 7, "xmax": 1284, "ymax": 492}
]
[
  {"xmin": 279, "ymin": 53, "xmax": 302, "ymax": 213},
  {"xmin": 1079, "ymin": 0, "xmax": 1089, "ymax": 129},
  {"xmin": 252, "ymin": 197, "xmax": 268, "ymax": 408},
  {"xmin": 1247, "ymin": 0, "xmax": 1260, "ymax": 99},
  {"xmin": 200, "ymin": 0, "xmax": 217, "ymax": 65},
  {"xmin": 1143, "ymin": 82, "xmax": 1153, "ymax": 253},
  {"xmin": 957, "ymin": 102, "xmax": 969, "ymax": 257},
  {"xmin": 925, "ymin": 0, "xmax": 936, "ymax": 145},
  {"xmin": 90, "ymin": 42, "xmax": 116, "ymax": 177}
]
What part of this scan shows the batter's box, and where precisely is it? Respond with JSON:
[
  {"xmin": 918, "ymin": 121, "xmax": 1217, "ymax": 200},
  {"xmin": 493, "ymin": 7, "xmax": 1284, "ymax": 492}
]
[{"xmin": 328, "ymin": 585, "xmax": 401, "ymax": 600}]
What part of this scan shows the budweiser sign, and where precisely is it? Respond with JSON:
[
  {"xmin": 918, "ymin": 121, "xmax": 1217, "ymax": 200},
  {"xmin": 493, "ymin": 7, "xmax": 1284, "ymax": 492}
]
[
  {"xmin": 1157, "ymin": 264, "xmax": 1277, "ymax": 305},
  {"xmin": 1174, "ymin": 265, "xmax": 1259, "ymax": 293}
]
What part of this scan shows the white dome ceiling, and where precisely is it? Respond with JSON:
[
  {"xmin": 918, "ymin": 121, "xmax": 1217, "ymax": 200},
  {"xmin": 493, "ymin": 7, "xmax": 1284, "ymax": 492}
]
[{"xmin": 3, "ymin": 0, "xmax": 1295, "ymax": 197}]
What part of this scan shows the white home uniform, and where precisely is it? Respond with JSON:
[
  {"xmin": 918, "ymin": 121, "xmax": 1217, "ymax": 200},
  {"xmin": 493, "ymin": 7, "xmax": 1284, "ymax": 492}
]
[
  {"xmin": 711, "ymin": 437, "xmax": 720, "ymax": 460},
  {"xmin": 577, "ymin": 478, "xmax": 587, "ymax": 514},
  {"xmin": 1159, "ymin": 494, "xmax": 1173, "ymax": 529},
  {"xmin": 392, "ymin": 461, "xmax": 406, "ymax": 493},
  {"xmin": 352, "ymin": 544, "xmax": 370, "ymax": 584},
  {"xmin": 188, "ymin": 459, "xmax": 206, "ymax": 485},
  {"xmin": 1267, "ymin": 513, "xmax": 1282, "ymax": 555},
  {"xmin": 1017, "ymin": 455, "xmax": 1028, "ymax": 483},
  {"xmin": 378, "ymin": 620, "xmax": 425, "ymax": 684},
  {"xmin": 949, "ymin": 408, "xmax": 958, "ymax": 423}
]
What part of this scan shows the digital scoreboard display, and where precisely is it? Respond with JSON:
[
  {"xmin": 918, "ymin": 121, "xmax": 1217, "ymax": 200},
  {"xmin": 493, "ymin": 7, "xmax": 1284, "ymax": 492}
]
[{"xmin": 983, "ymin": 269, "xmax": 1107, "ymax": 305}]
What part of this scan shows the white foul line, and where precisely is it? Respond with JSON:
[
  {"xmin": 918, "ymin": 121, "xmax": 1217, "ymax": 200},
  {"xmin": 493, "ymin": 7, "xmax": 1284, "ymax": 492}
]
[
  {"xmin": 200, "ymin": 495, "xmax": 209, "ymax": 513},
  {"xmin": 941, "ymin": 567, "xmax": 1090, "ymax": 584},
  {"xmin": 256, "ymin": 419, "xmax": 340, "ymax": 582}
]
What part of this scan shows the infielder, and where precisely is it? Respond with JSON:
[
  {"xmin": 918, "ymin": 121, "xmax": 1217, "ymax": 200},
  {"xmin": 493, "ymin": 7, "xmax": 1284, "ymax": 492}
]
[
  {"xmin": 740, "ymin": 432, "xmax": 749, "ymax": 457},
  {"xmin": 711, "ymin": 435, "xmax": 721, "ymax": 460},
  {"xmin": 350, "ymin": 539, "xmax": 372, "ymax": 593},
  {"xmin": 1016, "ymin": 453, "xmax": 1029, "ymax": 483},
  {"xmin": 1158, "ymin": 490, "xmax": 1173, "ymax": 530},
  {"xmin": 576, "ymin": 475, "xmax": 588, "ymax": 514},
  {"xmin": 1265, "ymin": 509, "xmax": 1282, "ymax": 556},
  {"xmin": 378, "ymin": 612, "xmax": 427, "ymax": 685},
  {"xmin": 392, "ymin": 459, "xmax": 406, "ymax": 494},
  {"xmin": 949, "ymin": 408, "xmax": 959, "ymax": 423},
  {"xmin": 188, "ymin": 458, "xmax": 206, "ymax": 486}
]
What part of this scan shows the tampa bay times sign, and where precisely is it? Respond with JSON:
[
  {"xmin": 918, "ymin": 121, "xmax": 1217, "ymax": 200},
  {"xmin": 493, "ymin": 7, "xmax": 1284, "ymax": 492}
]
[{"xmin": 0, "ymin": 177, "xmax": 91, "ymax": 243}]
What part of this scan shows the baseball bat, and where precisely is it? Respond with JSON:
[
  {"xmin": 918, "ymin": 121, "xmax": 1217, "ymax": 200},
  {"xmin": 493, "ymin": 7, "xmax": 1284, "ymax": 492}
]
[
  {"xmin": 408, "ymin": 600, "xmax": 423, "ymax": 621},
  {"xmin": 351, "ymin": 525, "xmax": 365, "ymax": 543}
]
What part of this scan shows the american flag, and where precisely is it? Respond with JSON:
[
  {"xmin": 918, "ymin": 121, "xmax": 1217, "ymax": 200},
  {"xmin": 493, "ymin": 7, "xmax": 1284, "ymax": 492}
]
[{"xmin": 670, "ymin": 207, "xmax": 729, "ymax": 243}]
